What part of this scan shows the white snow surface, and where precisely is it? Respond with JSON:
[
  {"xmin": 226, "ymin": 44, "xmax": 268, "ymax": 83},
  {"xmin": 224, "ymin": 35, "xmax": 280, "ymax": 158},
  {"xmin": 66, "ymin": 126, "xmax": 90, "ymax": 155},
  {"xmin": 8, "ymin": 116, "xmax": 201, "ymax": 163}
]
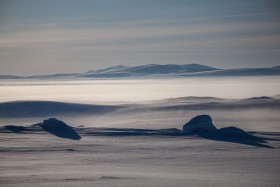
[
  {"xmin": 0, "ymin": 129, "xmax": 279, "ymax": 187},
  {"xmin": 0, "ymin": 95, "xmax": 280, "ymax": 187}
]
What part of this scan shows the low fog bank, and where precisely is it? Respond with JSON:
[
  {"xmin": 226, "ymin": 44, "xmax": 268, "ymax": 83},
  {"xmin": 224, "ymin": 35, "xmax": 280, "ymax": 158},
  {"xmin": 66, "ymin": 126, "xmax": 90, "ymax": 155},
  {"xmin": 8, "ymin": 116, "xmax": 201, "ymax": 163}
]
[
  {"xmin": 0, "ymin": 96, "xmax": 279, "ymax": 132},
  {"xmin": 1, "ymin": 96, "xmax": 279, "ymax": 118},
  {"xmin": 1, "ymin": 76, "xmax": 280, "ymax": 103}
]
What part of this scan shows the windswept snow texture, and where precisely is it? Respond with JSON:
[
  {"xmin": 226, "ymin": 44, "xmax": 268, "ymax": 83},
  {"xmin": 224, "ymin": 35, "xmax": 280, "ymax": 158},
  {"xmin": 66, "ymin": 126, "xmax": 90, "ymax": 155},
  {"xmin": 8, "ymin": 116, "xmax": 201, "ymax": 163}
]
[
  {"xmin": 0, "ymin": 116, "xmax": 272, "ymax": 148},
  {"xmin": 0, "ymin": 97, "xmax": 280, "ymax": 118},
  {"xmin": 0, "ymin": 96, "xmax": 280, "ymax": 132},
  {"xmin": 0, "ymin": 125, "xmax": 279, "ymax": 187},
  {"xmin": 1, "ymin": 98, "xmax": 280, "ymax": 187},
  {"xmin": 0, "ymin": 101, "xmax": 123, "ymax": 118}
]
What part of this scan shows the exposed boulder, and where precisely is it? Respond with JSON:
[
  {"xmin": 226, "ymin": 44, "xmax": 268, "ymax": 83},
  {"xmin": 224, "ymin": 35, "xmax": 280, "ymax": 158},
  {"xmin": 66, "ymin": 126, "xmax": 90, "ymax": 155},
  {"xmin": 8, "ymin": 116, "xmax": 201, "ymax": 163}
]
[
  {"xmin": 39, "ymin": 118, "xmax": 81, "ymax": 140},
  {"xmin": 182, "ymin": 115, "xmax": 217, "ymax": 132},
  {"xmin": 218, "ymin": 126, "xmax": 251, "ymax": 136},
  {"xmin": 4, "ymin": 125, "xmax": 26, "ymax": 133}
]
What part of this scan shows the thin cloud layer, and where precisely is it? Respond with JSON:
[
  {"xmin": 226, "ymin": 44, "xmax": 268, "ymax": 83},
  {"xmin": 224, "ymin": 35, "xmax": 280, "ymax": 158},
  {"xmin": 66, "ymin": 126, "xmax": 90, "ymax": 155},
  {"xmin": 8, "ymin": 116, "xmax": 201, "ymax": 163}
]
[{"xmin": 0, "ymin": 0, "xmax": 279, "ymax": 75}]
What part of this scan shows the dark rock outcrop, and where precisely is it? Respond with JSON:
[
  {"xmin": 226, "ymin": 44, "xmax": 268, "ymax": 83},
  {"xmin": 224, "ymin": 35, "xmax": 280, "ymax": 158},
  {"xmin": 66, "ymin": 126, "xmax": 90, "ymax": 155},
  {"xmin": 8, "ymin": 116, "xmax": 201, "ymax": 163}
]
[
  {"xmin": 4, "ymin": 125, "xmax": 26, "ymax": 133},
  {"xmin": 182, "ymin": 115, "xmax": 217, "ymax": 132},
  {"xmin": 218, "ymin": 126, "xmax": 250, "ymax": 136},
  {"xmin": 39, "ymin": 118, "xmax": 81, "ymax": 140},
  {"xmin": 182, "ymin": 115, "xmax": 271, "ymax": 147}
]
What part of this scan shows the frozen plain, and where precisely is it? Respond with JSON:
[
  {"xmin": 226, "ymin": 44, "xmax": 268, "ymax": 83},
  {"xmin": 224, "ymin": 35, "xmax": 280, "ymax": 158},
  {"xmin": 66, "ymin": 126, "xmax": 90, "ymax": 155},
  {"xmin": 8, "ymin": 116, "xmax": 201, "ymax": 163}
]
[{"xmin": 0, "ymin": 77, "xmax": 280, "ymax": 187}]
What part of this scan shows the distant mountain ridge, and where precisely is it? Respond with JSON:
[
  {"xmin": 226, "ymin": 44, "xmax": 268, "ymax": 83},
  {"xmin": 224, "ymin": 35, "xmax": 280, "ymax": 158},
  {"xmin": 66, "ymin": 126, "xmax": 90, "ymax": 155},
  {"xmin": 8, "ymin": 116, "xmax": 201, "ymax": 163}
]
[
  {"xmin": 81, "ymin": 64, "xmax": 218, "ymax": 78},
  {"xmin": 1, "ymin": 64, "xmax": 280, "ymax": 79}
]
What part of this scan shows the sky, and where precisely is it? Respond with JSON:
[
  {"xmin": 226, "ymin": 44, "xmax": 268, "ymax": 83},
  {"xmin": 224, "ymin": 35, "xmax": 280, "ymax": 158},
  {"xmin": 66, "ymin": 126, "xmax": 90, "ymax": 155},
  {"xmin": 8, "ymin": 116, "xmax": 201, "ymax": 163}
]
[{"xmin": 0, "ymin": 0, "xmax": 279, "ymax": 75}]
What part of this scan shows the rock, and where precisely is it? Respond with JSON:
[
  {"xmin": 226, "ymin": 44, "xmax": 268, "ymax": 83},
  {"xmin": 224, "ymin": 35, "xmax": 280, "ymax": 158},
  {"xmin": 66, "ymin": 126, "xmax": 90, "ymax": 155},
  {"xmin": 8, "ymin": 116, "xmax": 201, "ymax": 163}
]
[
  {"xmin": 41, "ymin": 118, "xmax": 67, "ymax": 128},
  {"xmin": 4, "ymin": 125, "xmax": 26, "ymax": 133},
  {"xmin": 40, "ymin": 118, "xmax": 81, "ymax": 140},
  {"xmin": 218, "ymin": 126, "xmax": 250, "ymax": 136},
  {"xmin": 182, "ymin": 115, "xmax": 217, "ymax": 132}
]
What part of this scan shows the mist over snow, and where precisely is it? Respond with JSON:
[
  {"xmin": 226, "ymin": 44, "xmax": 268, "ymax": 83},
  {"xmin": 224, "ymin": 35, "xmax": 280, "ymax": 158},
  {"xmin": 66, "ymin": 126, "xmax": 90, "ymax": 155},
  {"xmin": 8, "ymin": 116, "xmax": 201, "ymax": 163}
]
[
  {"xmin": 1, "ymin": 0, "xmax": 280, "ymax": 186},
  {"xmin": 1, "ymin": 77, "xmax": 280, "ymax": 103}
]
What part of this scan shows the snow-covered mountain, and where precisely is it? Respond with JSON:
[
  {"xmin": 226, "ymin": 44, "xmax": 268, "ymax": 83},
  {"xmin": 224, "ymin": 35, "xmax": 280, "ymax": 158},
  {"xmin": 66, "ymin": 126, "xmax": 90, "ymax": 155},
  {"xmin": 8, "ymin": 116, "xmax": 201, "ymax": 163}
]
[{"xmin": 1, "ymin": 64, "xmax": 280, "ymax": 79}]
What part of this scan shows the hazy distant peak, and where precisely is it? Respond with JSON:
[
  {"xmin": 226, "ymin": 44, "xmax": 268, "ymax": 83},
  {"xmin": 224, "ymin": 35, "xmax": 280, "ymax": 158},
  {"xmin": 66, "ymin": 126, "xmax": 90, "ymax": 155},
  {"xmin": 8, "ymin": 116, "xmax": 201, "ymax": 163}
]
[
  {"xmin": 79, "ymin": 63, "xmax": 220, "ymax": 78},
  {"xmin": 182, "ymin": 63, "xmax": 218, "ymax": 69},
  {"xmin": 0, "ymin": 75, "xmax": 23, "ymax": 79},
  {"xmin": 246, "ymin": 96, "xmax": 273, "ymax": 100},
  {"xmin": 87, "ymin": 65, "xmax": 131, "ymax": 74},
  {"xmin": 1, "ymin": 64, "xmax": 280, "ymax": 79}
]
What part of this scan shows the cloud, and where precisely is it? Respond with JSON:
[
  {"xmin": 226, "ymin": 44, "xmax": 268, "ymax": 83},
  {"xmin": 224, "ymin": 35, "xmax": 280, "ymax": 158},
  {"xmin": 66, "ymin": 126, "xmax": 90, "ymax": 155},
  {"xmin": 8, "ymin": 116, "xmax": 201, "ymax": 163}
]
[
  {"xmin": 0, "ymin": 20, "xmax": 279, "ymax": 49},
  {"xmin": 0, "ymin": 0, "xmax": 280, "ymax": 74}
]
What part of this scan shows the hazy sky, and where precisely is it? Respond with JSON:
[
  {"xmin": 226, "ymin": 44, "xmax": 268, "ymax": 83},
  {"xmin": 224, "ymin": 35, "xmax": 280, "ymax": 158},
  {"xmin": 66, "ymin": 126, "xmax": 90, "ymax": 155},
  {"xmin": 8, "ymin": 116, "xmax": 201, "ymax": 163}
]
[{"xmin": 0, "ymin": 0, "xmax": 279, "ymax": 75}]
